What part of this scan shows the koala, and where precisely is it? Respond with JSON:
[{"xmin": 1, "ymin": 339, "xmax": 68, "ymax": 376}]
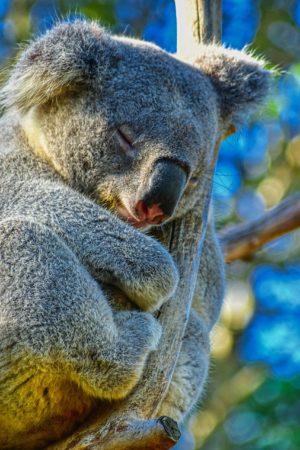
[{"xmin": 0, "ymin": 20, "xmax": 270, "ymax": 449}]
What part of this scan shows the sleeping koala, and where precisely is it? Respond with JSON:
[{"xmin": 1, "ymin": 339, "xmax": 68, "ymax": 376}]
[{"xmin": 0, "ymin": 20, "xmax": 270, "ymax": 449}]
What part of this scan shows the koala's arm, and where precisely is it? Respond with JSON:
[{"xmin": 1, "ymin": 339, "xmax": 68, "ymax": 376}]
[
  {"xmin": 10, "ymin": 178, "xmax": 178, "ymax": 312},
  {"xmin": 158, "ymin": 222, "xmax": 225, "ymax": 421}
]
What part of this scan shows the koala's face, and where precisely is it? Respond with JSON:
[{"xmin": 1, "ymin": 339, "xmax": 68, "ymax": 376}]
[
  {"xmin": 31, "ymin": 39, "xmax": 219, "ymax": 228},
  {"xmin": 1, "ymin": 21, "xmax": 270, "ymax": 229}
]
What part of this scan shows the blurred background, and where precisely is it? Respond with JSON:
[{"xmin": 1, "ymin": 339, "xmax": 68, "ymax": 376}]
[{"xmin": 1, "ymin": 1, "xmax": 300, "ymax": 449}]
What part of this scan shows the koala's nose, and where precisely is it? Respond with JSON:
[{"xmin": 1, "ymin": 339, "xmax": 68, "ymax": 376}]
[{"xmin": 134, "ymin": 158, "xmax": 188, "ymax": 224}]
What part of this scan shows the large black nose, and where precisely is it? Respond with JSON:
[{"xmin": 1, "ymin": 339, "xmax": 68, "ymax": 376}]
[{"xmin": 134, "ymin": 158, "xmax": 188, "ymax": 224}]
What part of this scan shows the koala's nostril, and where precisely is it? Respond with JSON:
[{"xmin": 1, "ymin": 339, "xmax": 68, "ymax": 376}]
[
  {"xmin": 145, "ymin": 203, "xmax": 166, "ymax": 223},
  {"xmin": 135, "ymin": 200, "xmax": 166, "ymax": 223},
  {"xmin": 134, "ymin": 200, "xmax": 147, "ymax": 221}
]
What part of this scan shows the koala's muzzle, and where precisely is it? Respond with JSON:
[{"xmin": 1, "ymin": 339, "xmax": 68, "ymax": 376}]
[{"xmin": 135, "ymin": 159, "xmax": 188, "ymax": 224}]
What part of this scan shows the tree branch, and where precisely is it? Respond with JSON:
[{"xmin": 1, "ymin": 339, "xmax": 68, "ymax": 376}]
[{"xmin": 220, "ymin": 194, "xmax": 300, "ymax": 262}]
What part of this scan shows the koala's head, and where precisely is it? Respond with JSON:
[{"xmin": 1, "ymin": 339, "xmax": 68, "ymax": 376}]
[{"xmin": 0, "ymin": 20, "xmax": 271, "ymax": 229}]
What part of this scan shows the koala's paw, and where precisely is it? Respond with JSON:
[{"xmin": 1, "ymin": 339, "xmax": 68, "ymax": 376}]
[
  {"xmin": 121, "ymin": 241, "xmax": 179, "ymax": 312},
  {"xmin": 103, "ymin": 311, "xmax": 161, "ymax": 398},
  {"xmin": 115, "ymin": 311, "xmax": 162, "ymax": 358}
]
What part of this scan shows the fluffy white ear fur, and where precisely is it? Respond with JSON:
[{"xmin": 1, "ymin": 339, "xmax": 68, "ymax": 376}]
[
  {"xmin": 193, "ymin": 44, "xmax": 272, "ymax": 125},
  {"xmin": 0, "ymin": 21, "xmax": 113, "ymax": 113}
]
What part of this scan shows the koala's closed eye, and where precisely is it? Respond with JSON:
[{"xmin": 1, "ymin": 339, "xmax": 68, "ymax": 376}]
[{"xmin": 116, "ymin": 126, "xmax": 136, "ymax": 158}]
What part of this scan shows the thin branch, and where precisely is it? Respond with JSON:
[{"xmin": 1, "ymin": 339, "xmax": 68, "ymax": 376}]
[{"xmin": 220, "ymin": 194, "xmax": 300, "ymax": 262}]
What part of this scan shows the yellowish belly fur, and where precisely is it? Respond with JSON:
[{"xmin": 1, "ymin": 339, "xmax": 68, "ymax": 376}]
[{"xmin": 0, "ymin": 366, "xmax": 98, "ymax": 450}]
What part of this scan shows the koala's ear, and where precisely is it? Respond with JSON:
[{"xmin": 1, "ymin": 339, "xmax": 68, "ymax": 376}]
[
  {"xmin": 0, "ymin": 20, "xmax": 117, "ymax": 113},
  {"xmin": 193, "ymin": 44, "xmax": 272, "ymax": 126}
]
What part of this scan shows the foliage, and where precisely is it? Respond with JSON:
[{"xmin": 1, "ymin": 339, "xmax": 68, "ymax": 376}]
[{"xmin": 1, "ymin": 1, "xmax": 300, "ymax": 449}]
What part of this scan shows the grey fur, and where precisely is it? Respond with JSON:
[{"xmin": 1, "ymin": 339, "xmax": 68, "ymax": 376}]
[{"xmin": 0, "ymin": 20, "xmax": 271, "ymax": 449}]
